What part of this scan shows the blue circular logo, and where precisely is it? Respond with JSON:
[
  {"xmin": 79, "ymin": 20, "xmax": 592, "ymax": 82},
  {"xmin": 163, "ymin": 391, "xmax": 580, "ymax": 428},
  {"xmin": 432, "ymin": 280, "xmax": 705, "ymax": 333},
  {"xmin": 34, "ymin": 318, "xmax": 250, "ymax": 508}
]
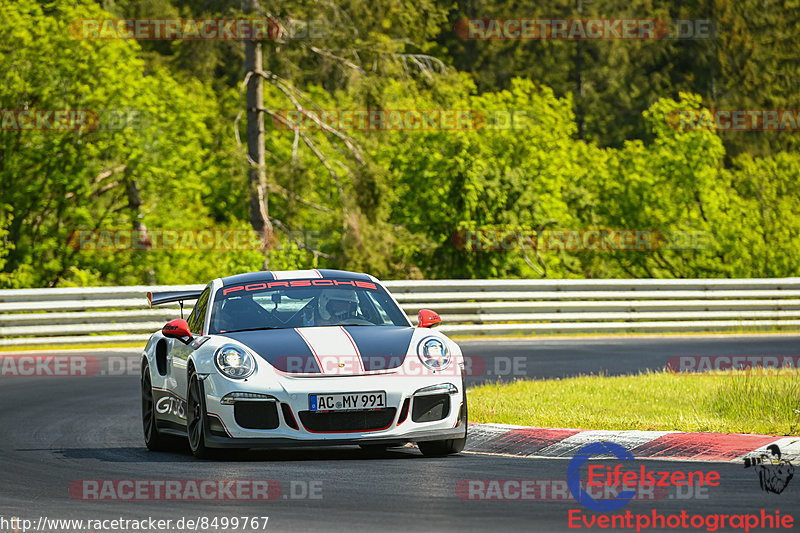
[{"xmin": 567, "ymin": 441, "xmax": 637, "ymax": 512}]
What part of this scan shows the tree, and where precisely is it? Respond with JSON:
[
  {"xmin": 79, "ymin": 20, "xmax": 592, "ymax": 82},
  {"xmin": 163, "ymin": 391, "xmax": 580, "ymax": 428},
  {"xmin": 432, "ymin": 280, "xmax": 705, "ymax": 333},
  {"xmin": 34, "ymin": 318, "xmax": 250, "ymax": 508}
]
[{"xmin": 0, "ymin": 0, "xmax": 262, "ymax": 287}]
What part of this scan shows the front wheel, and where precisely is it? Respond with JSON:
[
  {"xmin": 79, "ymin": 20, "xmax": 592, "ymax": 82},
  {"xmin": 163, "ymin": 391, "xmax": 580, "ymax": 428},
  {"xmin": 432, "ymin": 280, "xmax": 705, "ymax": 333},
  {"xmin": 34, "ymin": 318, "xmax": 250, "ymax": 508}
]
[
  {"xmin": 418, "ymin": 397, "xmax": 468, "ymax": 457},
  {"xmin": 187, "ymin": 371, "xmax": 215, "ymax": 459},
  {"xmin": 418, "ymin": 436, "xmax": 466, "ymax": 457}
]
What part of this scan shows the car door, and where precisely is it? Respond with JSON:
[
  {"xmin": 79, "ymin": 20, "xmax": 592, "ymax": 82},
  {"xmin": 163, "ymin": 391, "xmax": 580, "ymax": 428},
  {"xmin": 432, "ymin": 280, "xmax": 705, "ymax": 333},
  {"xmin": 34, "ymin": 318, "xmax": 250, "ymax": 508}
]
[{"xmin": 170, "ymin": 285, "xmax": 211, "ymax": 403}]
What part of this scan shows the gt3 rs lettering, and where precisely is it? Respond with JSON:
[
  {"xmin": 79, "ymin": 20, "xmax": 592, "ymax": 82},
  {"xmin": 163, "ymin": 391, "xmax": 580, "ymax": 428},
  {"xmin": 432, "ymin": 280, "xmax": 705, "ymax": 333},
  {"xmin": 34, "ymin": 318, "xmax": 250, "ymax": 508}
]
[
  {"xmin": 156, "ymin": 395, "xmax": 186, "ymax": 419},
  {"xmin": 222, "ymin": 279, "xmax": 377, "ymax": 296}
]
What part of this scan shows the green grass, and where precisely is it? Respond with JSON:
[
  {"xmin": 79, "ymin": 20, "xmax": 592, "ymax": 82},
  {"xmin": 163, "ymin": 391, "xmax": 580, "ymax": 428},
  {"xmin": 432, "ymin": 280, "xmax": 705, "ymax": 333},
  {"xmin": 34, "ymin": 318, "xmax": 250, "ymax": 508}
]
[{"xmin": 469, "ymin": 370, "xmax": 800, "ymax": 435}]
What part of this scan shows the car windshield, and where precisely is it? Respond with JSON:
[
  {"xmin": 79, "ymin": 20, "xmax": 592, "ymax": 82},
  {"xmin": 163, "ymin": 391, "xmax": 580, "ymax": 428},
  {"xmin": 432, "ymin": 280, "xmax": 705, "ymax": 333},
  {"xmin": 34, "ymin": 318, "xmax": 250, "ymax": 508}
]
[{"xmin": 208, "ymin": 280, "xmax": 410, "ymax": 333}]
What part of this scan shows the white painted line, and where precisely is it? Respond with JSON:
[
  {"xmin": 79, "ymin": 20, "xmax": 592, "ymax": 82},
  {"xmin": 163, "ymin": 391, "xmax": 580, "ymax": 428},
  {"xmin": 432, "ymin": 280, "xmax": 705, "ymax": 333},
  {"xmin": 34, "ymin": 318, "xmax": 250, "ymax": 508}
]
[
  {"xmin": 536, "ymin": 430, "xmax": 678, "ymax": 457},
  {"xmin": 735, "ymin": 437, "xmax": 800, "ymax": 463}
]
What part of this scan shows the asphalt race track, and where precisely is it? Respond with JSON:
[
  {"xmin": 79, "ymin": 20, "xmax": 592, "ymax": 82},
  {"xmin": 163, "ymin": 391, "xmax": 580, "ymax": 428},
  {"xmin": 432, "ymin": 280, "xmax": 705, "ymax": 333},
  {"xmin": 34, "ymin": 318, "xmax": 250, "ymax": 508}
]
[
  {"xmin": 1, "ymin": 335, "xmax": 798, "ymax": 533},
  {"xmin": 461, "ymin": 334, "xmax": 800, "ymax": 385}
]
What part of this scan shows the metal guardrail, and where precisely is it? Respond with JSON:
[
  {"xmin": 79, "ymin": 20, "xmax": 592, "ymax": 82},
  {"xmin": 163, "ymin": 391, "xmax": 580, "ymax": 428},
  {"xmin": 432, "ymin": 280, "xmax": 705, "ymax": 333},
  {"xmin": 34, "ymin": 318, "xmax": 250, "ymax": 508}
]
[{"xmin": 1, "ymin": 279, "xmax": 799, "ymax": 346}]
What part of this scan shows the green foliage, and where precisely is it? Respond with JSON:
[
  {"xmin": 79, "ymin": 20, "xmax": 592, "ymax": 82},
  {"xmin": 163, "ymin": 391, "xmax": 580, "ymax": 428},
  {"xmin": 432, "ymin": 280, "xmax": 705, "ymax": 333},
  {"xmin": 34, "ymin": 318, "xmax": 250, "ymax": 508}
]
[
  {"xmin": 438, "ymin": 0, "xmax": 800, "ymax": 157},
  {"xmin": 1, "ymin": 0, "xmax": 798, "ymax": 287},
  {"xmin": 0, "ymin": 0, "xmax": 262, "ymax": 287},
  {"xmin": 720, "ymin": 152, "xmax": 800, "ymax": 277}
]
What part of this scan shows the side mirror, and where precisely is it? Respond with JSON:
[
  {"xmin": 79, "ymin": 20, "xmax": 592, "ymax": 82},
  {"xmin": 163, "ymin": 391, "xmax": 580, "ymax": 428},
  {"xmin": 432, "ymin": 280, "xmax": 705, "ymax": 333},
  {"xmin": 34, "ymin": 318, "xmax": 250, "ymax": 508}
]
[
  {"xmin": 417, "ymin": 309, "xmax": 442, "ymax": 328},
  {"xmin": 162, "ymin": 318, "xmax": 193, "ymax": 344}
]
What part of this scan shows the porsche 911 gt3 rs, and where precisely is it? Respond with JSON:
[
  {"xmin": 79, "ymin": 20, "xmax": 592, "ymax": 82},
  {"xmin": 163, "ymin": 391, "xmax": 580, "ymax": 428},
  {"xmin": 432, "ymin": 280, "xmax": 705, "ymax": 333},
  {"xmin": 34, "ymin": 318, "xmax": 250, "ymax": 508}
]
[{"xmin": 141, "ymin": 269, "xmax": 467, "ymax": 458}]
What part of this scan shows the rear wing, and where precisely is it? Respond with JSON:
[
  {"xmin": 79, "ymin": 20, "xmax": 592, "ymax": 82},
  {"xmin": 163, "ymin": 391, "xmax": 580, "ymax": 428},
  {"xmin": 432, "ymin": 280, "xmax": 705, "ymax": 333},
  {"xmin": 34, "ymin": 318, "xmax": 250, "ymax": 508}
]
[{"xmin": 147, "ymin": 290, "xmax": 203, "ymax": 308}]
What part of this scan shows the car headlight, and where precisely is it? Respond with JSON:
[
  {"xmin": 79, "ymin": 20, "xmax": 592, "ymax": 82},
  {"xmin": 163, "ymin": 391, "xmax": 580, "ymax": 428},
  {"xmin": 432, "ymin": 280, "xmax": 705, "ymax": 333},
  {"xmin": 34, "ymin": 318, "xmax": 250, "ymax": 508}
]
[
  {"xmin": 417, "ymin": 337, "xmax": 451, "ymax": 370},
  {"xmin": 215, "ymin": 344, "xmax": 255, "ymax": 379}
]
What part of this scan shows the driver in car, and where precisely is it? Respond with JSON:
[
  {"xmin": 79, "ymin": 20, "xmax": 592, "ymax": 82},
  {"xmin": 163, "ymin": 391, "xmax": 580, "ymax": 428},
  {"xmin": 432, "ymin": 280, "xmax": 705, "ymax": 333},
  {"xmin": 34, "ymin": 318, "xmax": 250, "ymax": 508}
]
[{"xmin": 313, "ymin": 289, "xmax": 361, "ymax": 326}]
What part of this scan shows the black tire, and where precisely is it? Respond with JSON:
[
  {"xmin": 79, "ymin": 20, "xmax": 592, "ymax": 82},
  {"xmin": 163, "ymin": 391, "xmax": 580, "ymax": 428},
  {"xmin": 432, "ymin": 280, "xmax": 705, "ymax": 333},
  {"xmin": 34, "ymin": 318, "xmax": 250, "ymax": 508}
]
[
  {"xmin": 418, "ymin": 436, "xmax": 466, "ymax": 456},
  {"xmin": 187, "ymin": 371, "xmax": 215, "ymax": 459},
  {"xmin": 417, "ymin": 396, "xmax": 468, "ymax": 457},
  {"xmin": 141, "ymin": 362, "xmax": 182, "ymax": 452}
]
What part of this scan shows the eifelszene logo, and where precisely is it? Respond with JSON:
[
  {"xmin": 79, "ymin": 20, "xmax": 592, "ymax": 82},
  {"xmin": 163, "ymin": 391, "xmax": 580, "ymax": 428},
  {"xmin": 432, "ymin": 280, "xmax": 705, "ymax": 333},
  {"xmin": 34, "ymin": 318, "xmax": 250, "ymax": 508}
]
[
  {"xmin": 567, "ymin": 441, "xmax": 721, "ymax": 511},
  {"xmin": 744, "ymin": 444, "xmax": 795, "ymax": 494},
  {"xmin": 568, "ymin": 442, "xmax": 637, "ymax": 511}
]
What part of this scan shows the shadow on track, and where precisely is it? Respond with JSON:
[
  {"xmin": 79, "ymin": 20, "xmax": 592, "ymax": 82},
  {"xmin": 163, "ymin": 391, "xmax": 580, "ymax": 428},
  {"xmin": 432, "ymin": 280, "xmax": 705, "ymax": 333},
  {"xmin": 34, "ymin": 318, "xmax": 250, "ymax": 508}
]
[{"xmin": 19, "ymin": 445, "xmax": 451, "ymax": 463}]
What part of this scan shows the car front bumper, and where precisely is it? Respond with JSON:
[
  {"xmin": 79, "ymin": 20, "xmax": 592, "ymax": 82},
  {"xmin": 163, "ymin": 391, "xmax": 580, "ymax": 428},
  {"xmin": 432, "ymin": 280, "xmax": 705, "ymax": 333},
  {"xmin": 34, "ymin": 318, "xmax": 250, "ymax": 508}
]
[{"xmin": 199, "ymin": 369, "xmax": 467, "ymax": 449}]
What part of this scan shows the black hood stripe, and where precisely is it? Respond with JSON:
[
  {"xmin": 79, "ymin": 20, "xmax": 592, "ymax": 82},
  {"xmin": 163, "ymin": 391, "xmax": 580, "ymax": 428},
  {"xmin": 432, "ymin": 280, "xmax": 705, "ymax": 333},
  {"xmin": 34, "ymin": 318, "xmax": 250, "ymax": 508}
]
[
  {"xmin": 220, "ymin": 328, "xmax": 321, "ymax": 373},
  {"xmin": 344, "ymin": 326, "xmax": 414, "ymax": 371},
  {"xmin": 221, "ymin": 326, "xmax": 414, "ymax": 374}
]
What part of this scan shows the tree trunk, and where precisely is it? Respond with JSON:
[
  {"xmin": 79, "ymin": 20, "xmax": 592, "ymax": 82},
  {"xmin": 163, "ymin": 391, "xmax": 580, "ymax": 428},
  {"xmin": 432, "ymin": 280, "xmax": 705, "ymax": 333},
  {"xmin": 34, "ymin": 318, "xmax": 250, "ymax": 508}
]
[
  {"xmin": 125, "ymin": 177, "xmax": 156, "ymax": 284},
  {"xmin": 574, "ymin": 0, "xmax": 586, "ymax": 140},
  {"xmin": 243, "ymin": 0, "xmax": 271, "ymax": 270}
]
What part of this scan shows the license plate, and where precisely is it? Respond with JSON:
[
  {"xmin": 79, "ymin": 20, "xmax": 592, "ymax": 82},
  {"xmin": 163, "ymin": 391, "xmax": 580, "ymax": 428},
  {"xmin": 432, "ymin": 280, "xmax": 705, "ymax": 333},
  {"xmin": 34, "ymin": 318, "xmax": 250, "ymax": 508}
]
[{"xmin": 309, "ymin": 391, "xmax": 386, "ymax": 411}]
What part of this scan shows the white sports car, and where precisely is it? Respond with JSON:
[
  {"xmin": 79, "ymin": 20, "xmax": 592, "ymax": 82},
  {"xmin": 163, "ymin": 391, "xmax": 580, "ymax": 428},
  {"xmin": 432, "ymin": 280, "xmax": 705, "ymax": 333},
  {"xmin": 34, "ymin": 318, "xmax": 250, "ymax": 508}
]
[{"xmin": 141, "ymin": 269, "xmax": 467, "ymax": 458}]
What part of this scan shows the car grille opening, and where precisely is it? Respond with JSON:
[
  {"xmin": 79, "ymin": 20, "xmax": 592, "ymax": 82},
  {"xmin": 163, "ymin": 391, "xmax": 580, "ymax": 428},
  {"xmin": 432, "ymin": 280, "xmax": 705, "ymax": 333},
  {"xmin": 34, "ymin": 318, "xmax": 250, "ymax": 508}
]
[
  {"xmin": 234, "ymin": 401, "xmax": 280, "ymax": 430},
  {"xmin": 397, "ymin": 398, "xmax": 410, "ymax": 425},
  {"xmin": 281, "ymin": 403, "xmax": 299, "ymax": 430},
  {"xmin": 298, "ymin": 408, "xmax": 397, "ymax": 432},
  {"xmin": 411, "ymin": 394, "xmax": 450, "ymax": 423},
  {"xmin": 207, "ymin": 414, "xmax": 228, "ymax": 437}
]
